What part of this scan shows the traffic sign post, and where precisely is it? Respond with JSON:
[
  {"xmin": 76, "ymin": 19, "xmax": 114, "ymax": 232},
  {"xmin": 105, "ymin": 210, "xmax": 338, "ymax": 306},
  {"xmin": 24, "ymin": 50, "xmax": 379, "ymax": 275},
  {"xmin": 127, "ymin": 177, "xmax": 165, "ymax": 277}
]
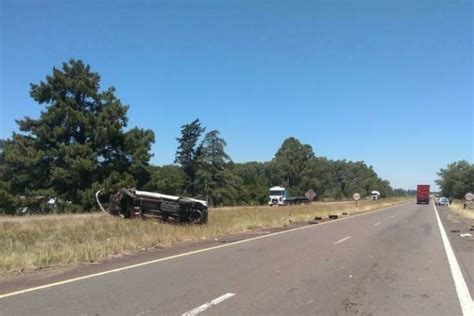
[
  {"xmin": 465, "ymin": 192, "xmax": 473, "ymax": 201},
  {"xmin": 465, "ymin": 192, "xmax": 473, "ymax": 209},
  {"xmin": 305, "ymin": 189, "xmax": 317, "ymax": 202},
  {"xmin": 353, "ymin": 193, "xmax": 361, "ymax": 207}
]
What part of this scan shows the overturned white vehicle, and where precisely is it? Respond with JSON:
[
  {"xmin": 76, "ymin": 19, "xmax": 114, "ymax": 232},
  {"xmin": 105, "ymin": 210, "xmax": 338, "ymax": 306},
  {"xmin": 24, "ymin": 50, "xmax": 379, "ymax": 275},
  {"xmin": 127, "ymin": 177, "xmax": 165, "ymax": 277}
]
[{"xmin": 96, "ymin": 189, "xmax": 208, "ymax": 224}]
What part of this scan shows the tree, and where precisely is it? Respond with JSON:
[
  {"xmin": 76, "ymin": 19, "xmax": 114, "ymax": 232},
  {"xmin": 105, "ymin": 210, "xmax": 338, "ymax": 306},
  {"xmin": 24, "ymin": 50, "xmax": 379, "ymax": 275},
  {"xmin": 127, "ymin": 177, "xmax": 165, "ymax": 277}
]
[
  {"xmin": 0, "ymin": 139, "xmax": 17, "ymax": 214},
  {"xmin": 436, "ymin": 161, "xmax": 473, "ymax": 198},
  {"xmin": 175, "ymin": 119, "xmax": 206, "ymax": 195},
  {"xmin": 195, "ymin": 130, "xmax": 241, "ymax": 206},
  {"xmin": 270, "ymin": 137, "xmax": 315, "ymax": 190},
  {"xmin": 144, "ymin": 165, "xmax": 186, "ymax": 195},
  {"xmin": 299, "ymin": 157, "xmax": 333, "ymax": 199},
  {"xmin": 197, "ymin": 130, "xmax": 230, "ymax": 167},
  {"xmin": 232, "ymin": 162, "xmax": 270, "ymax": 205},
  {"xmin": 2, "ymin": 59, "xmax": 155, "ymax": 210}
]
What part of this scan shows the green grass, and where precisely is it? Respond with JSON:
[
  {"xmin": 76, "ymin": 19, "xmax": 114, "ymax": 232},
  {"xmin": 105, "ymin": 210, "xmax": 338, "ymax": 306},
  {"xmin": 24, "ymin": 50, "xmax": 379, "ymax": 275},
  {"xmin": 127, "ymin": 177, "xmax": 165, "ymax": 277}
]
[{"xmin": 0, "ymin": 197, "xmax": 411, "ymax": 274}]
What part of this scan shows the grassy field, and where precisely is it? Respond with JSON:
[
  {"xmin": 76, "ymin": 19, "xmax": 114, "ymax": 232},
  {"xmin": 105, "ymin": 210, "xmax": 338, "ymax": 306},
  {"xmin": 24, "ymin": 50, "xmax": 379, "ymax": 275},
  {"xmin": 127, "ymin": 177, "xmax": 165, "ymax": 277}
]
[
  {"xmin": 448, "ymin": 200, "xmax": 474, "ymax": 220},
  {"xmin": 0, "ymin": 197, "xmax": 410, "ymax": 274}
]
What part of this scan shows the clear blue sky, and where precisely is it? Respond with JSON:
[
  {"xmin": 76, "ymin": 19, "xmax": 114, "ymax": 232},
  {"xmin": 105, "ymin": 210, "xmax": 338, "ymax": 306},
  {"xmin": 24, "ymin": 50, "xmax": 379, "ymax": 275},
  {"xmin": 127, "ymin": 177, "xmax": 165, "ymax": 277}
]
[{"xmin": 1, "ymin": 0, "xmax": 472, "ymax": 190}]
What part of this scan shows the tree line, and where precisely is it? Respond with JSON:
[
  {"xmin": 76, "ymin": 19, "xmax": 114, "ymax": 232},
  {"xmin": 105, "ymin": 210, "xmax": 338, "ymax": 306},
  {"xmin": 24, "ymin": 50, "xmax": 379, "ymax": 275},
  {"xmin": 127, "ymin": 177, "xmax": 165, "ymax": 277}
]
[
  {"xmin": 436, "ymin": 160, "xmax": 473, "ymax": 199},
  {"xmin": 0, "ymin": 60, "xmax": 407, "ymax": 214}
]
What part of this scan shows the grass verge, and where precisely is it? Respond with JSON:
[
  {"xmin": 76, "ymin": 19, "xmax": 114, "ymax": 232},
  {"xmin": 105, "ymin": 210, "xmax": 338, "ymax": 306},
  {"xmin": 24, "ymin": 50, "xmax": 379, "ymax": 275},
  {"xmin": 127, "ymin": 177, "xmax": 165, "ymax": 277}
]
[
  {"xmin": 0, "ymin": 197, "xmax": 410, "ymax": 274},
  {"xmin": 448, "ymin": 200, "xmax": 474, "ymax": 220}
]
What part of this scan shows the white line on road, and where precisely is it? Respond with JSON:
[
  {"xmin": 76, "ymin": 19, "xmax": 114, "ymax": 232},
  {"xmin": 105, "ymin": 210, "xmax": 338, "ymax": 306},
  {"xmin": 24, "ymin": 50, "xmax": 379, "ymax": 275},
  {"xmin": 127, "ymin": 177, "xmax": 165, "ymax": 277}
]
[
  {"xmin": 0, "ymin": 201, "xmax": 412, "ymax": 300},
  {"xmin": 182, "ymin": 293, "xmax": 235, "ymax": 316},
  {"xmin": 390, "ymin": 215, "xmax": 395, "ymax": 218},
  {"xmin": 334, "ymin": 236, "xmax": 352, "ymax": 245},
  {"xmin": 433, "ymin": 203, "xmax": 474, "ymax": 315},
  {"xmin": 374, "ymin": 222, "xmax": 381, "ymax": 226}
]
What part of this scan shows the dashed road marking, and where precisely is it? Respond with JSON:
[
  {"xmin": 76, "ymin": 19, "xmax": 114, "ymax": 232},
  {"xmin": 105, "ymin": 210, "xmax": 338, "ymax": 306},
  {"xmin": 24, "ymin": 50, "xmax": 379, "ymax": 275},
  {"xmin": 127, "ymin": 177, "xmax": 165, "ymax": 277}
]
[
  {"xmin": 182, "ymin": 293, "xmax": 236, "ymax": 316},
  {"xmin": 334, "ymin": 236, "xmax": 352, "ymax": 245},
  {"xmin": 374, "ymin": 222, "xmax": 381, "ymax": 226},
  {"xmin": 0, "ymin": 201, "xmax": 412, "ymax": 300}
]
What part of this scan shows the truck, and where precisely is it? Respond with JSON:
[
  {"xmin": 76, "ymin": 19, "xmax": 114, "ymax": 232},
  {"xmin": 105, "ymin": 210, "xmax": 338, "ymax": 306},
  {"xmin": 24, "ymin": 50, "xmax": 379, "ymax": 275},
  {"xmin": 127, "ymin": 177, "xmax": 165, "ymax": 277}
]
[
  {"xmin": 416, "ymin": 184, "xmax": 430, "ymax": 204},
  {"xmin": 369, "ymin": 190, "xmax": 381, "ymax": 200},
  {"xmin": 96, "ymin": 188, "xmax": 208, "ymax": 224},
  {"xmin": 268, "ymin": 186, "xmax": 310, "ymax": 206}
]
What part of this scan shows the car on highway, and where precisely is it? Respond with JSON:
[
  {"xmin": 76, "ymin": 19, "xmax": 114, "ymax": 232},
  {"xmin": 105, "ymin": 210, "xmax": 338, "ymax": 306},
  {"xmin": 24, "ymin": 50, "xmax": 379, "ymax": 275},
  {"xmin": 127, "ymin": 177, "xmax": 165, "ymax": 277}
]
[{"xmin": 436, "ymin": 197, "xmax": 449, "ymax": 206}]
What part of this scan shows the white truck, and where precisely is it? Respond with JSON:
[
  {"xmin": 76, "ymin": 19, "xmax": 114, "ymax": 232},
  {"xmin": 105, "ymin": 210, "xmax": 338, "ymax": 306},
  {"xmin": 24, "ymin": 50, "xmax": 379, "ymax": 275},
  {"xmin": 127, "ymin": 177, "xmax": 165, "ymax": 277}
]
[
  {"xmin": 268, "ymin": 186, "xmax": 310, "ymax": 206},
  {"xmin": 370, "ymin": 190, "xmax": 381, "ymax": 200}
]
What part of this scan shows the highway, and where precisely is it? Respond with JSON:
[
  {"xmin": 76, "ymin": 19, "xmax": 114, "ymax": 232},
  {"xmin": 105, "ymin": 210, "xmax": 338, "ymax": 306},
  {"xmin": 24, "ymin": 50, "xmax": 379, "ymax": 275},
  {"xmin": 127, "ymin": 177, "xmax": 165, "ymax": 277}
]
[{"xmin": 0, "ymin": 202, "xmax": 472, "ymax": 315}]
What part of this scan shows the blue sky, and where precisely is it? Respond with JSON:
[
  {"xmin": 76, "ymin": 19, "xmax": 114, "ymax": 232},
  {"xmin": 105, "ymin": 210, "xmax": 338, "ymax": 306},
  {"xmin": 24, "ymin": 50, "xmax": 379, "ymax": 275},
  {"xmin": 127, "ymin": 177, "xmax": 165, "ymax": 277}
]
[{"xmin": 1, "ymin": 0, "xmax": 472, "ymax": 190}]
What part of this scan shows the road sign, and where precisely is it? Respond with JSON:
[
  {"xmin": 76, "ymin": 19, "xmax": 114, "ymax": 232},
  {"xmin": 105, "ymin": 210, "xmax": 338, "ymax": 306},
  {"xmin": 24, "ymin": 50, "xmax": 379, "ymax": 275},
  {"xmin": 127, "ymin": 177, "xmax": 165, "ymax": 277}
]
[
  {"xmin": 465, "ymin": 192, "xmax": 473, "ymax": 201},
  {"xmin": 352, "ymin": 193, "xmax": 361, "ymax": 201},
  {"xmin": 305, "ymin": 189, "xmax": 317, "ymax": 201}
]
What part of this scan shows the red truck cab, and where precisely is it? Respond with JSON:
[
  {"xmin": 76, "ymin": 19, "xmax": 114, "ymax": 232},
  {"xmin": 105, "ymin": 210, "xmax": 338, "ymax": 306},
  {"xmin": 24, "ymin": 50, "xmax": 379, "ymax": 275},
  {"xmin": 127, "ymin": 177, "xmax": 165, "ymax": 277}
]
[{"xmin": 416, "ymin": 184, "xmax": 430, "ymax": 204}]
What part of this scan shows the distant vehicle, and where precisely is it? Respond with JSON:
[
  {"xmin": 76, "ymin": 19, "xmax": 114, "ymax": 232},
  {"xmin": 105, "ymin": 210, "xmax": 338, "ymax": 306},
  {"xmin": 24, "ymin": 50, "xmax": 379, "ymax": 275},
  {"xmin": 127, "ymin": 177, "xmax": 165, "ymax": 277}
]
[
  {"xmin": 416, "ymin": 184, "xmax": 430, "ymax": 204},
  {"xmin": 370, "ymin": 191, "xmax": 381, "ymax": 200},
  {"xmin": 268, "ymin": 186, "xmax": 310, "ymax": 206},
  {"xmin": 436, "ymin": 197, "xmax": 449, "ymax": 206}
]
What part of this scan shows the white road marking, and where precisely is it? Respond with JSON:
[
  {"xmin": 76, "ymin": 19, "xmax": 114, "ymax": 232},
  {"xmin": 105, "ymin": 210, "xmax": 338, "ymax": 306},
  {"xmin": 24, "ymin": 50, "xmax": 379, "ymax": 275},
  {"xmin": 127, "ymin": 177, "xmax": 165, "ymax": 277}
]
[
  {"xmin": 0, "ymin": 201, "xmax": 412, "ymax": 300},
  {"xmin": 433, "ymin": 203, "xmax": 474, "ymax": 315},
  {"xmin": 182, "ymin": 293, "xmax": 235, "ymax": 316},
  {"xmin": 390, "ymin": 215, "xmax": 395, "ymax": 218},
  {"xmin": 334, "ymin": 236, "xmax": 352, "ymax": 245},
  {"xmin": 374, "ymin": 222, "xmax": 381, "ymax": 226}
]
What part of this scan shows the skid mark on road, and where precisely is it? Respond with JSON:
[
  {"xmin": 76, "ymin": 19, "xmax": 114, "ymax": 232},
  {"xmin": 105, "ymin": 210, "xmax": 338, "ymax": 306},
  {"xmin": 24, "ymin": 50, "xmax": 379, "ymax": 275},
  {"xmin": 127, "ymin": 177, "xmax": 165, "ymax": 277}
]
[
  {"xmin": 334, "ymin": 236, "xmax": 352, "ymax": 245},
  {"xmin": 182, "ymin": 293, "xmax": 235, "ymax": 316}
]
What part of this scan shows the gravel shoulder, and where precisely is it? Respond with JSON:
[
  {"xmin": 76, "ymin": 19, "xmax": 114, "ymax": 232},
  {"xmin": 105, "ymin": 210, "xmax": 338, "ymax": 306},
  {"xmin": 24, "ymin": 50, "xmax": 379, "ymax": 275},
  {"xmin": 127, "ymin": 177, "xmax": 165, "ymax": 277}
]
[{"xmin": 436, "ymin": 204, "xmax": 474, "ymax": 298}]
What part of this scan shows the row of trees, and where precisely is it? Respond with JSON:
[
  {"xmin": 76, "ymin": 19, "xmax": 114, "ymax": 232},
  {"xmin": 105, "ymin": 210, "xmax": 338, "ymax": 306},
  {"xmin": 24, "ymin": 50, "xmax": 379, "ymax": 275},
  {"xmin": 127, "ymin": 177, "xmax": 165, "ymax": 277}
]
[
  {"xmin": 436, "ymin": 160, "xmax": 473, "ymax": 199},
  {"xmin": 145, "ymin": 132, "xmax": 397, "ymax": 206},
  {"xmin": 0, "ymin": 60, "xmax": 403, "ymax": 214}
]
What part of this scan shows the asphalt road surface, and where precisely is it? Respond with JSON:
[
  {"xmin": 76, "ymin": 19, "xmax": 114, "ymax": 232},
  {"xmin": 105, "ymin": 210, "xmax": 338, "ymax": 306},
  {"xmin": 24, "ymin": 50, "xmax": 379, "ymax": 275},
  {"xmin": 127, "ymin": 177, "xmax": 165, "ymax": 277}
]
[{"xmin": 1, "ymin": 202, "xmax": 472, "ymax": 315}]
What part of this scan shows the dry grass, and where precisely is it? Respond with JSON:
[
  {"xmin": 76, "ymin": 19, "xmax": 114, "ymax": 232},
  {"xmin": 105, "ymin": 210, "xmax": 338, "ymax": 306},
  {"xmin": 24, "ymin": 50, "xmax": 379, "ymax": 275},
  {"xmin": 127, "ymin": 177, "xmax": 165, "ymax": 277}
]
[
  {"xmin": 448, "ymin": 200, "xmax": 474, "ymax": 220},
  {"xmin": 0, "ymin": 197, "xmax": 410, "ymax": 274}
]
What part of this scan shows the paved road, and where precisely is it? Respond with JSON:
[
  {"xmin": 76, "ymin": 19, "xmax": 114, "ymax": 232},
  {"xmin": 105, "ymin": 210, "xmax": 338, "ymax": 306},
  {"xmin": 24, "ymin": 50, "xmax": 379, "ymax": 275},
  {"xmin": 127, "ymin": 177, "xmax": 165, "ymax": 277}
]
[{"xmin": 0, "ymin": 202, "xmax": 471, "ymax": 315}]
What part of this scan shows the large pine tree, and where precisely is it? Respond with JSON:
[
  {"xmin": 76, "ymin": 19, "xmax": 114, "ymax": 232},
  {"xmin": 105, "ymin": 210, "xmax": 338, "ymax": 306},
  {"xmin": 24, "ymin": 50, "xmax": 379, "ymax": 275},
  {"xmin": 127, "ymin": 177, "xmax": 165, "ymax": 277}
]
[
  {"xmin": 2, "ymin": 60, "xmax": 154, "ymax": 211},
  {"xmin": 175, "ymin": 119, "xmax": 205, "ymax": 195}
]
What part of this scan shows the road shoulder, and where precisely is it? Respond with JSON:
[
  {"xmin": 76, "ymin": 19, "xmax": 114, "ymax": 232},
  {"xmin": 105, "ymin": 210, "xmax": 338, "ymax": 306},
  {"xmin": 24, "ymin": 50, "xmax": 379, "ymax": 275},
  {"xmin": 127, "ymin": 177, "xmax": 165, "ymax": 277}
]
[
  {"xmin": 0, "ymin": 201, "xmax": 411, "ymax": 297},
  {"xmin": 436, "ymin": 204, "xmax": 474, "ymax": 299}
]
